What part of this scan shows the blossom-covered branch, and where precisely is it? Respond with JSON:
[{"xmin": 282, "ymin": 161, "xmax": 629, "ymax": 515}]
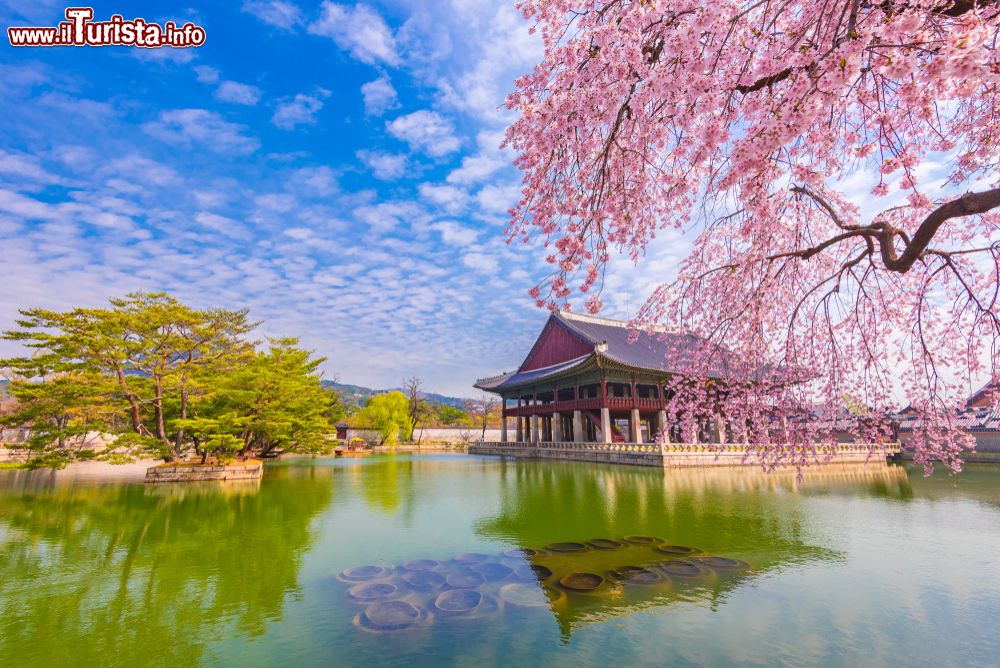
[{"xmin": 504, "ymin": 0, "xmax": 1000, "ymax": 471}]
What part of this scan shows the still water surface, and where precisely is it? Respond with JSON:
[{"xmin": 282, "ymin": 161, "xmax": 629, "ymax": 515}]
[{"xmin": 1, "ymin": 454, "xmax": 999, "ymax": 667}]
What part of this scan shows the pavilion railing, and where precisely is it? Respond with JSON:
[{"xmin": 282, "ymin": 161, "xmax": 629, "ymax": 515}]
[{"xmin": 473, "ymin": 441, "xmax": 902, "ymax": 455}]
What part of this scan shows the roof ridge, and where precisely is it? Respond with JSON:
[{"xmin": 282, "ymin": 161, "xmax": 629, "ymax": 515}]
[{"xmin": 555, "ymin": 309, "xmax": 683, "ymax": 335}]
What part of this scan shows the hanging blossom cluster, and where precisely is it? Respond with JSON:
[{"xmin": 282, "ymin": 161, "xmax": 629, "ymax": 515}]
[{"xmin": 504, "ymin": 0, "xmax": 1000, "ymax": 473}]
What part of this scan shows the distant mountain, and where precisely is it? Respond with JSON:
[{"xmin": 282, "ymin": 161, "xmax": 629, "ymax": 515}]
[{"xmin": 323, "ymin": 381, "xmax": 469, "ymax": 409}]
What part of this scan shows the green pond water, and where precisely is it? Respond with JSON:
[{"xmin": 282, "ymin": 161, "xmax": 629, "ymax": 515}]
[{"xmin": 2, "ymin": 454, "xmax": 1000, "ymax": 667}]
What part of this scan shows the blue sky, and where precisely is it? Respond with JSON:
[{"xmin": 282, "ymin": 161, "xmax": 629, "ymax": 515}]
[{"xmin": 0, "ymin": 1, "xmax": 691, "ymax": 396}]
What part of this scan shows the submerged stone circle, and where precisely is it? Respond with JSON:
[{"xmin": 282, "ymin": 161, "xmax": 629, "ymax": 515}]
[
  {"xmin": 339, "ymin": 565, "xmax": 391, "ymax": 582},
  {"xmin": 559, "ymin": 572, "xmax": 605, "ymax": 592},
  {"xmin": 472, "ymin": 561, "xmax": 514, "ymax": 581},
  {"xmin": 657, "ymin": 559, "xmax": 710, "ymax": 579},
  {"xmin": 587, "ymin": 538, "xmax": 625, "ymax": 550},
  {"xmin": 446, "ymin": 569, "xmax": 486, "ymax": 589},
  {"xmin": 546, "ymin": 541, "xmax": 589, "ymax": 553},
  {"xmin": 609, "ymin": 566, "xmax": 663, "ymax": 585},
  {"xmin": 655, "ymin": 544, "xmax": 701, "ymax": 556},
  {"xmin": 347, "ymin": 582, "xmax": 398, "ymax": 602},
  {"xmin": 401, "ymin": 559, "xmax": 439, "ymax": 571},
  {"xmin": 434, "ymin": 588, "xmax": 483, "ymax": 616},
  {"xmin": 401, "ymin": 570, "xmax": 446, "ymax": 592},
  {"xmin": 358, "ymin": 600, "xmax": 423, "ymax": 632},
  {"xmin": 697, "ymin": 556, "xmax": 751, "ymax": 571}
]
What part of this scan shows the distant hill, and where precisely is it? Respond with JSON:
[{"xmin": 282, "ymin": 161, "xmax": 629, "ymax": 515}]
[{"xmin": 323, "ymin": 381, "xmax": 469, "ymax": 409}]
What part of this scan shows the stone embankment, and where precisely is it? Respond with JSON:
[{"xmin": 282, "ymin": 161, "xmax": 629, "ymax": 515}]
[{"xmin": 145, "ymin": 461, "xmax": 263, "ymax": 483}]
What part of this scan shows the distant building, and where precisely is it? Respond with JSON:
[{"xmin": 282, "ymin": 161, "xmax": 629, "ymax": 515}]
[{"xmin": 967, "ymin": 379, "xmax": 999, "ymax": 409}]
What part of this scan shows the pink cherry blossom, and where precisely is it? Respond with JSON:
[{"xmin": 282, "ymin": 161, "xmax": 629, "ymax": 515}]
[{"xmin": 505, "ymin": 0, "xmax": 1000, "ymax": 473}]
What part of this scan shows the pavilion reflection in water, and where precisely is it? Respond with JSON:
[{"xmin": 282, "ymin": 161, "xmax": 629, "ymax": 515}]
[{"xmin": 338, "ymin": 462, "xmax": 912, "ymax": 640}]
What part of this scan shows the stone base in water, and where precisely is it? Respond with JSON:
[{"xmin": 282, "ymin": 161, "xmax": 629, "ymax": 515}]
[{"xmin": 144, "ymin": 461, "xmax": 263, "ymax": 483}]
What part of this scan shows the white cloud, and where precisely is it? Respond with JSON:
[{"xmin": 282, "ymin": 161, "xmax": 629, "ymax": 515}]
[
  {"xmin": 194, "ymin": 66, "xmax": 220, "ymax": 83},
  {"xmin": 102, "ymin": 155, "xmax": 179, "ymax": 187},
  {"xmin": 0, "ymin": 189, "xmax": 59, "ymax": 220},
  {"xmin": 255, "ymin": 193, "xmax": 297, "ymax": 212},
  {"xmin": 356, "ymin": 149, "xmax": 408, "ymax": 180},
  {"xmin": 476, "ymin": 182, "xmax": 520, "ymax": 215},
  {"xmin": 272, "ymin": 93, "xmax": 325, "ymax": 130},
  {"xmin": 309, "ymin": 3, "xmax": 400, "ymax": 66},
  {"xmin": 143, "ymin": 109, "xmax": 259, "ymax": 155},
  {"xmin": 418, "ymin": 183, "xmax": 468, "ymax": 214},
  {"xmin": 284, "ymin": 227, "xmax": 313, "ymax": 240},
  {"xmin": 0, "ymin": 149, "xmax": 67, "ymax": 186},
  {"xmin": 354, "ymin": 201, "xmax": 420, "ymax": 233},
  {"xmin": 386, "ymin": 110, "xmax": 460, "ymax": 157},
  {"xmin": 447, "ymin": 153, "xmax": 506, "ymax": 185},
  {"xmin": 461, "ymin": 251, "xmax": 499, "ymax": 274},
  {"xmin": 288, "ymin": 165, "xmax": 338, "ymax": 196},
  {"xmin": 215, "ymin": 80, "xmax": 262, "ymax": 106},
  {"xmin": 195, "ymin": 211, "xmax": 252, "ymax": 240},
  {"xmin": 242, "ymin": 0, "xmax": 303, "ymax": 30},
  {"xmin": 361, "ymin": 76, "xmax": 398, "ymax": 115},
  {"xmin": 432, "ymin": 220, "xmax": 477, "ymax": 246}
]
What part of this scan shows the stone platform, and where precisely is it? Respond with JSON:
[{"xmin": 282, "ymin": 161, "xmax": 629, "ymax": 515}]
[
  {"xmin": 468, "ymin": 441, "xmax": 901, "ymax": 468},
  {"xmin": 145, "ymin": 461, "xmax": 263, "ymax": 483}
]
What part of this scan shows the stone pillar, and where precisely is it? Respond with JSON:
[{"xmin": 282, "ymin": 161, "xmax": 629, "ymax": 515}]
[
  {"xmin": 630, "ymin": 408, "xmax": 642, "ymax": 444},
  {"xmin": 553, "ymin": 413, "xmax": 563, "ymax": 442},
  {"xmin": 600, "ymin": 407, "xmax": 612, "ymax": 443},
  {"xmin": 658, "ymin": 410, "xmax": 670, "ymax": 443},
  {"xmin": 531, "ymin": 414, "xmax": 540, "ymax": 445},
  {"xmin": 501, "ymin": 413, "xmax": 508, "ymax": 443},
  {"xmin": 714, "ymin": 413, "xmax": 726, "ymax": 444},
  {"xmin": 516, "ymin": 415, "xmax": 523, "ymax": 442},
  {"xmin": 573, "ymin": 410, "xmax": 584, "ymax": 442}
]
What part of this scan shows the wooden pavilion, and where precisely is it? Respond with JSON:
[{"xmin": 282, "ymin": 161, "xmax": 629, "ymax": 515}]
[{"xmin": 474, "ymin": 310, "xmax": 728, "ymax": 445}]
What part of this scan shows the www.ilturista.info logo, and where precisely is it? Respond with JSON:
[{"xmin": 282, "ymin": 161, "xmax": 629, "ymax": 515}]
[{"xmin": 8, "ymin": 7, "xmax": 205, "ymax": 48}]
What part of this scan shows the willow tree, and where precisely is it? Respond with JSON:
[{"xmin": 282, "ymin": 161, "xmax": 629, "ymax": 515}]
[
  {"xmin": 504, "ymin": 0, "xmax": 1000, "ymax": 472},
  {"xmin": 358, "ymin": 391, "xmax": 412, "ymax": 445}
]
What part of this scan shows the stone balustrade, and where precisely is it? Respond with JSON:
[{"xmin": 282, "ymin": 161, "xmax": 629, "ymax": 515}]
[{"xmin": 469, "ymin": 440, "xmax": 900, "ymax": 468}]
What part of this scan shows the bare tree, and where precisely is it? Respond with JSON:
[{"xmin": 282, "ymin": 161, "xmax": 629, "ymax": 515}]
[
  {"xmin": 402, "ymin": 377, "xmax": 431, "ymax": 444},
  {"xmin": 463, "ymin": 394, "xmax": 500, "ymax": 440}
]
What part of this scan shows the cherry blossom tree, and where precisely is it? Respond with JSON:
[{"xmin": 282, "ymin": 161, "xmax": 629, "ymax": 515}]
[{"xmin": 504, "ymin": 0, "xmax": 1000, "ymax": 472}]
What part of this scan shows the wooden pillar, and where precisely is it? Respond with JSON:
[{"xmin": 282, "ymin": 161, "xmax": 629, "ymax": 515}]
[
  {"xmin": 630, "ymin": 408, "xmax": 642, "ymax": 444},
  {"xmin": 573, "ymin": 410, "xmax": 584, "ymax": 442},
  {"xmin": 553, "ymin": 412, "xmax": 563, "ymax": 442},
  {"xmin": 600, "ymin": 407, "xmax": 612, "ymax": 443}
]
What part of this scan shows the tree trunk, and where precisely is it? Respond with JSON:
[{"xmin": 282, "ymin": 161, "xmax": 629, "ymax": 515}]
[
  {"xmin": 174, "ymin": 374, "xmax": 188, "ymax": 455},
  {"xmin": 114, "ymin": 366, "xmax": 146, "ymax": 435}
]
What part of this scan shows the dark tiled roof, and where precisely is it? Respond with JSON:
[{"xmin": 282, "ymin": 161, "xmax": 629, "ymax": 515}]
[
  {"xmin": 475, "ymin": 354, "xmax": 593, "ymax": 391},
  {"xmin": 553, "ymin": 311, "xmax": 733, "ymax": 377},
  {"xmin": 896, "ymin": 407, "xmax": 1000, "ymax": 433},
  {"xmin": 967, "ymin": 379, "xmax": 999, "ymax": 407}
]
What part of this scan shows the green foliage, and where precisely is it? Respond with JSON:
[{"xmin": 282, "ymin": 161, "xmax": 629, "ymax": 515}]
[
  {"xmin": 358, "ymin": 391, "xmax": 410, "ymax": 445},
  {"xmin": 1, "ymin": 293, "xmax": 342, "ymax": 466},
  {"xmin": 435, "ymin": 404, "xmax": 469, "ymax": 426}
]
